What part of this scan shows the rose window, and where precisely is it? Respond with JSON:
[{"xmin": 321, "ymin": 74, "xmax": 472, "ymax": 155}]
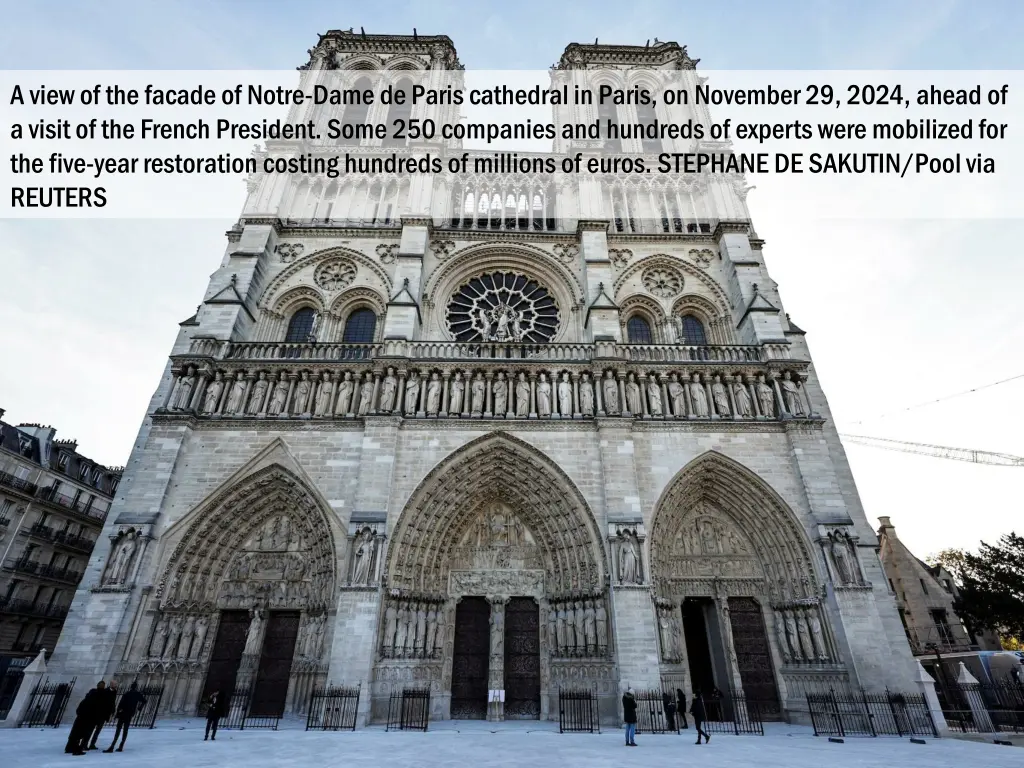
[
  {"xmin": 446, "ymin": 271, "xmax": 560, "ymax": 343},
  {"xmin": 642, "ymin": 266, "xmax": 683, "ymax": 298},
  {"xmin": 314, "ymin": 259, "xmax": 356, "ymax": 291}
]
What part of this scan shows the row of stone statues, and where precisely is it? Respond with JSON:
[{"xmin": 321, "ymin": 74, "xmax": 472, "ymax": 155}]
[
  {"xmin": 547, "ymin": 596, "xmax": 609, "ymax": 658},
  {"xmin": 166, "ymin": 364, "xmax": 813, "ymax": 421},
  {"xmin": 774, "ymin": 605, "xmax": 832, "ymax": 664},
  {"xmin": 656, "ymin": 602, "xmax": 685, "ymax": 663},
  {"xmin": 148, "ymin": 612, "xmax": 210, "ymax": 661},
  {"xmin": 381, "ymin": 598, "xmax": 446, "ymax": 659},
  {"xmin": 297, "ymin": 612, "xmax": 328, "ymax": 660}
]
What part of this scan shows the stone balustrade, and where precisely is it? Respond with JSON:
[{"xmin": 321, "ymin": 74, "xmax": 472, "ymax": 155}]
[{"xmin": 160, "ymin": 341, "xmax": 816, "ymax": 423}]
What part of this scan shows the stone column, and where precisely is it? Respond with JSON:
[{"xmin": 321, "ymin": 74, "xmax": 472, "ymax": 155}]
[
  {"xmin": 486, "ymin": 596, "xmax": 508, "ymax": 722},
  {"xmin": 439, "ymin": 372, "xmax": 451, "ymax": 417},
  {"xmin": 484, "ymin": 372, "xmax": 494, "ymax": 417},
  {"xmin": 616, "ymin": 373, "xmax": 627, "ymax": 418},
  {"xmin": 747, "ymin": 376, "xmax": 762, "ymax": 419},
  {"xmin": 771, "ymin": 373, "xmax": 788, "ymax": 417},
  {"xmin": 726, "ymin": 374, "xmax": 740, "ymax": 420},
  {"xmin": 162, "ymin": 368, "xmax": 181, "ymax": 410},
  {"xmin": 704, "ymin": 377, "xmax": 717, "ymax": 420},
  {"xmin": 915, "ymin": 661, "xmax": 949, "ymax": 736},
  {"xmin": 957, "ymin": 662, "xmax": 995, "ymax": 733},
  {"xmin": 284, "ymin": 373, "xmax": 298, "ymax": 417},
  {"xmin": 528, "ymin": 374, "xmax": 538, "ymax": 419},
  {"xmin": 369, "ymin": 371, "xmax": 381, "ymax": 415},
  {"xmin": 659, "ymin": 375, "xmax": 670, "ymax": 420},
  {"xmin": 462, "ymin": 373, "xmax": 472, "ymax": 418}
]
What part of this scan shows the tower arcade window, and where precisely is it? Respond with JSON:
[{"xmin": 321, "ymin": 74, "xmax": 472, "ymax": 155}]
[
  {"xmin": 598, "ymin": 98, "xmax": 621, "ymax": 152},
  {"xmin": 285, "ymin": 307, "xmax": 317, "ymax": 343},
  {"xmin": 336, "ymin": 76, "xmax": 373, "ymax": 145},
  {"xmin": 626, "ymin": 315, "xmax": 654, "ymax": 344},
  {"xmin": 383, "ymin": 78, "xmax": 414, "ymax": 148},
  {"xmin": 342, "ymin": 308, "xmax": 377, "ymax": 343},
  {"xmin": 635, "ymin": 100, "xmax": 661, "ymax": 153},
  {"xmin": 677, "ymin": 314, "xmax": 707, "ymax": 345}
]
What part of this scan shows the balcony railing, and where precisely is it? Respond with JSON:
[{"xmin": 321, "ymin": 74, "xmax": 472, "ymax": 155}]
[
  {"xmin": 4, "ymin": 558, "xmax": 82, "ymax": 585},
  {"xmin": 52, "ymin": 530, "xmax": 95, "ymax": 554},
  {"xmin": 0, "ymin": 470, "xmax": 38, "ymax": 497},
  {"xmin": 0, "ymin": 597, "xmax": 69, "ymax": 620},
  {"xmin": 36, "ymin": 487, "xmax": 108, "ymax": 525}
]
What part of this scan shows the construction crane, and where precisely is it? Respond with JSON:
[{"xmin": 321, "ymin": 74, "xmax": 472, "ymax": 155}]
[{"xmin": 839, "ymin": 434, "xmax": 1024, "ymax": 467}]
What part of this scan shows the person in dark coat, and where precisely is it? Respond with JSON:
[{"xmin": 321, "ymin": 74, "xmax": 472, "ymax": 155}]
[
  {"xmin": 103, "ymin": 681, "xmax": 146, "ymax": 752},
  {"xmin": 65, "ymin": 681, "xmax": 106, "ymax": 755},
  {"xmin": 662, "ymin": 691, "xmax": 677, "ymax": 731},
  {"xmin": 86, "ymin": 680, "xmax": 117, "ymax": 749},
  {"xmin": 204, "ymin": 690, "xmax": 228, "ymax": 741},
  {"xmin": 621, "ymin": 687, "xmax": 638, "ymax": 746},
  {"xmin": 676, "ymin": 688, "xmax": 688, "ymax": 729},
  {"xmin": 690, "ymin": 688, "xmax": 710, "ymax": 744}
]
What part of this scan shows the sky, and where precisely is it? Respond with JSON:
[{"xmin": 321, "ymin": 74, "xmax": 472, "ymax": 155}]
[{"xmin": 0, "ymin": 0, "xmax": 1021, "ymax": 560}]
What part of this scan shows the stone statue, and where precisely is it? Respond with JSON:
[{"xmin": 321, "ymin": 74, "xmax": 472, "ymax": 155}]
[
  {"xmin": 579, "ymin": 373, "xmax": 594, "ymax": 416},
  {"xmin": 572, "ymin": 601, "xmax": 585, "ymax": 653},
  {"xmin": 243, "ymin": 608, "xmax": 265, "ymax": 655},
  {"xmin": 537, "ymin": 373, "xmax": 552, "ymax": 416},
  {"xmin": 796, "ymin": 612, "xmax": 815, "ymax": 661},
  {"xmin": 659, "ymin": 609, "xmax": 673, "ymax": 660},
  {"xmin": 647, "ymin": 375, "xmax": 662, "ymax": 416},
  {"xmin": 555, "ymin": 605, "xmax": 567, "ymax": 654},
  {"xmin": 105, "ymin": 532, "xmax": 137, "ymax": 585},
  {"xmin": 314, "ymin": 373, "xmax": 334, "ymax": 416},
  {"xmin": 670, "ymin": 616, "xmax": 683, "ymax": 660},
  {"xmin": 395, "ymin": 601, "xmax": 410, "ymax": 654},
  {"xmin": 352, "ymin": 529, "xmax": 374, "ymax": 584},
  {"xmin": 733, "ymin": 377, "xmax": 753, "ymax": 417},
  {"xmin": 190, "ymin": 615, "xmax": 209, "ymax": 660},
  {"xmin": 380, "ymin": 368, "xmax": 398, "ymax": 412},
  {"xmin": 547, "ymin": 607, "xmax": 558, "ymax": 653},
  {"xmin": 173, "ymin": 367, "xmax": 196, "ymax": 410},
  {"xmin": 247, "ymin": 372, "xmax": 268, "ymax": 415},
  {"xmin": 711, "ymin": 374, "xmax": 730, "ymax": 416},
  {"xmin": 149, "ymin": 615, "xmax": 168, "ymax": 658},
  {"xmin": 809, "ymin": 612, "xmax": 828, "ymax": 660},
  {"xmin": 269, "ymin": 375, "xmax": 289, "ymax": 415},
  {"xmin": 492, "ymin": 372, "xmax": 507, "ymax": 414},
  {"xmin": 471, "ymin": 375, "xmax": 485, "ymax": 416},
  {"xmin": 830, "ymin": 532, "xmax": 859, "ymax": 584},
  {"xmin": 774, "ymin": 611, "xmax": 791, "ymax": 662},
  {"xmin": 357, "ymin": 373, "xmax": 374, "ymax": 415},
  {"xmin": 625, "ymin": 373, "xmax": 642, "ymax": 415},
  {"xmin": 164, "ymin": 615, "xmax": 183, "ymax": 659},
  {"xmin": 780, "ymin": 372, "xmax": 805, "ymax": 416},
  {"xmin": 179, "ymin": 615, "xmax": 196, "ymax": 659},
  {"xmin": 756, "ymin": 374, "xmax": 775, "ymax": 417},
  {"xmin": 515, "ymin": 372, "xmax": 530, "ymax": 417},
  {"xmin": 489, "ymin": 605, "xmax": 504, "ymax": 656},
  {"xmin": 689, "ymin": 374, "xmax": 709, "ymax": 417},
  {"xmin": 595, "ymin": 600, "xmax": 608, "ymax": 651},
  {"xmin": 426, "ymin": 373, "xmax": 441, "ymax": 415},
  {"xmin": 602, "ymin": 372, "xmax": 619, "ymax": 414},
  {"xmin": 667, "ymin": 373, "xmax": 686, "ymax": 417},
  {"xmin": 415, "ymin": 603, "xmax": 428, "ymax": 654},
  {"xmin": 405, "ymin": 372, "xmax": 420, "ymax": 415},
  {"xmin": 449, "ymin": 372, "xmax": 465, "ymax": 414},
  {"xmin": 784, "ymin": 611, "xmax": 802, "ymax": 661},
  {"xmin": 558, "ymin": 373, "xmax": 572, "ymax": 416},
  {"xmin": 336, "ymin": 371, "xmax": 354, "ymax": 415},
  {"xmin": 225, "ymin": 373, "xmax": 246, "ymax": 414},
  {"xmin": 425, "ymin": 606, "xmax": 438, "ymax": 656},
  {"xmin": 383, "ymin": 601, "xmax": 398, "ymax": 652},
  {"xmin": 202, "ymin": 372, "xmax": 225, "ymax": 414},
  {"xmin": 618, "ymin": 532, "xmax": 640, "ymax": 584},
  {"xmin": 293, "ymin": 372, "xmax": 312, "ymax": 414}
]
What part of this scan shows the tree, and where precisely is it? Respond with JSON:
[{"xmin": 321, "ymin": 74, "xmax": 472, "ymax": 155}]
[{"xmin": 948, "ymin": 532, "xmax": 1024, "ymax": 643}]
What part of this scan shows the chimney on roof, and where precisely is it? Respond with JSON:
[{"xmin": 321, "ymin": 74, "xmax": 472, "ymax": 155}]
[{"xmin": 877, "ymin": 516, "xmax": 895, "ymax": 535}]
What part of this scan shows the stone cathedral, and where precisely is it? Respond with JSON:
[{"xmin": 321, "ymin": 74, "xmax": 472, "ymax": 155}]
[{"xmin": 50, "ymin": 31, "xmax": 917, "ymax": 725}]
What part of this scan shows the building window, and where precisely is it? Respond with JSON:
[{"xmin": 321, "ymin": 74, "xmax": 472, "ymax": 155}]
[
  {"xmin": 57, "ymin": 453, "xmax": 68, "ymax": 471},
  {"xmin": 626, "ymin": 316, "xmax": 654, "ymax": 344},
  {"xmin": 931, "ymin": 609, "xmax": 954, "ymax": 645},
  {"xmin": 0, "ymin": 498, "xmax": 13, "ymax": 520},
  {"xmin": 382, "ymin": 78, "xmax": 414, "ymax": 148},
  {"xmin": 342, "ymin": 309, "xmax": 378, "ymax": 344},
  {"xmin": 920, "ymin": 578, "xmax": 929, "ymax": 596},
  {"xmin": 284, "ymin": 307, "xmax": 317, "ymax": 343},
  {"xmin": 677, "ymin": 314, "xmax": 708, "ymax": 345},
  {"xmin": 337, "ymin": 76, "xmax": 373, "ymax": 145},
  {"xmin": 598, "ymin": 98, "xmax": 621, "ymax": 151},
  {"xmin": 943, "ymin": 579, "xmax": 953, "ymax": 593},
  {"xmin": 635, "ymin": 100, "xmax": 661, "ymax": 153}
]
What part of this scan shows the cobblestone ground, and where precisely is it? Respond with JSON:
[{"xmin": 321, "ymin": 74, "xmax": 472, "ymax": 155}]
[{"xmin": 2, "ymin": 719, "xmax": 1019, "ymax": 767}]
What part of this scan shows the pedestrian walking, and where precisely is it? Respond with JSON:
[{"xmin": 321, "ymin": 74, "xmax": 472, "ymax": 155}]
[
  {"xmin": 676, "ymin": 688, "xmax": 688, "ymax": 729},
  {"xmin": 86, "ymin": 680, "xmax": 117, "ymax": 750},
  {"xmin": 662, "ymin": 691, "xmax": 677, "ymax": 731},
  {"xmin": 103, "ymin": 681, "xmax": 146, "ymax": 752},
  {"xmin": 204, "ymin": 690, "xmax": 228, "ymax": 741},
  {"xmin": 64, "ymin": 681, "xmax": 106, "ymax": 755},
  {"xmin": 621, "ymin": 686, "xmax": 638, "ymax": 746},
  {"xmin": 690, "ymin": 688, "xmax": 710, "ymax": 744}
]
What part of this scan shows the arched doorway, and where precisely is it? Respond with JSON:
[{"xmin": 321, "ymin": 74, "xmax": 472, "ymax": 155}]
[
  {"xmin": 379, "ymin": 433, "xmax": 611, "ymax": 721},
  {"xmin": 140, "ymin": 464, "xmax": 338, "ymax": 716},
  {"xmin": 650, "ymin": 452, "xmax": 843, "ymax": 717}
]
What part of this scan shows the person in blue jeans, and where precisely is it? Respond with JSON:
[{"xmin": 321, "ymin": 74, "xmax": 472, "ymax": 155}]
[{"xmin": 621, "ymin": 687, "xmax": 638, "ymax": 746}]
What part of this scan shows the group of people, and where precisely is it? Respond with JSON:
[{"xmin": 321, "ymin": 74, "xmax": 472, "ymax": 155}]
[
  {"xmin": 64, "ymin": 681, "xmax": 146, "ymax": 755},
  {"xmin": 621, "ymin": 686, "xmax": 713, "ymax": 747}
]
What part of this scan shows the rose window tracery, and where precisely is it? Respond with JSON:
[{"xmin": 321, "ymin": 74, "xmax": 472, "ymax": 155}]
[
  {"xmin": 314, "ymin": 259, "xmax": 356, "ymax": 291},
  {"xmin": 642, "ymin": 266, "xmax": 683, "ymax": 298},
  {"xmin": 446, "ymin": 271, "xmax": 560, "ymax": 343}
]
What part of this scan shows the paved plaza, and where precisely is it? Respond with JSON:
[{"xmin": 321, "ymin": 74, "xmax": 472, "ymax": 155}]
[{"xmin": 2, "ymin": 719, "xmax": 1019, "ymax": 768}]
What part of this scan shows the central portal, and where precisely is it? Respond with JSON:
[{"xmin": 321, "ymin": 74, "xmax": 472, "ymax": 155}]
[
  {"xmin": 504, "ymin": 597, "xmax": 540, "ymax": 719},
  {"xmin": 450, "ymin": 597, "xmax": 489, "ymax": 719}
]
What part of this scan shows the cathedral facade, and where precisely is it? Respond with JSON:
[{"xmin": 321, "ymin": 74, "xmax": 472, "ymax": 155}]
[{"xmin": 50, "ymin": 31, "xmax": 917, "ymax": 725}]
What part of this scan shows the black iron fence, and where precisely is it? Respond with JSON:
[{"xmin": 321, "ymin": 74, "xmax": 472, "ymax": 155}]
[
  {"xmin": 0, "ymin": 659, "xmax": 27, "ymax": 720},
  {"xmin": 936, "ymin": 681, "xmax": 1024, "ymax": 734},
  {"xmin": 19, "ymin": 677, "xmax": 76, "ymax": 728},
  {"xmin": 306, "ymin": 684, "xmax": 360, "ymax": 731},
  {"xmin": 697, "ymin": 692, "xmax": 765, "ymax": 736},
  {"xmin": 557, "ymin": 687, "xmax": 600, "ymax": 733},
  {"xmin": 104, "ymin": 684, "xmax": 164, "ymax": 729},
  {"xmin": 386, "ymin": 686, "xmax": 430, "ymax": 731},
  {"xmin": 635, "ymin": 689, "xmax": 677, "ymax": 734},
  {"xmin": 208, "ymin": 685, "xmax": 281, "ymax": 731},
  {"xmin": 807, "ymin": 689, "xmax": 938, "ymax": 738}
]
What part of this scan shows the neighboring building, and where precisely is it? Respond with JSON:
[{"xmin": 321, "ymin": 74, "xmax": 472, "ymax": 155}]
[
  {"xmin": 877, "ymin": 516, "xmax": 1001, "ymax": 655},
  {"xmin": 0, "ymin": 409, "xmax": 121, "ymax": 664},
  {"xmin": 50, "ymin": 32, "xmax": 918, "ymax": 726}
]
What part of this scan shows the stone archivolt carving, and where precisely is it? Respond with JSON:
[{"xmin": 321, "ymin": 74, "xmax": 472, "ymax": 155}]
[
  {"xmin": 642, "ymin": 266, "xmax": 684, "ymax": 298},
  {"xmin": 449, "ymin": 568, "xmax": 545, "ymax": 598},
  {"xmin": 380, "ymin": 595, "xmax": 446, "ymax": 660},
  {"xmin": 314, "ymin": 259, "xmax": 357, "ymax": 291}
]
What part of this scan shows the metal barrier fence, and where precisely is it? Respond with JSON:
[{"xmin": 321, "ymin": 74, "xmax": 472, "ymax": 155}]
[
  {"xmin": 635, "ymin": 689, "xmax": 676, "ymax": 734},
  {"xmin": 807, "ymin": 689, "xmax": 937, "ymax": 738},
  {"xmin": 386, "ymin": 687, "xmax": 430, "ymax": 731},
  {"xmin": 306, "ymin": 684, "xmax": 360, "ymax": 731},
  {"xmin": 698, "ymin": 692, "xmax": 765, "ymax": 736},
  {"xmin": 937, "ymin": 681, "xmax": 1024, "ymax": 734},
  {"xmin": 105, "ymin": 684, "xmax": 164, "ymax": 729},
  {"xmin": 557, "ymin": 687, "xmax": 600, "ymax": 733},
  {"xmin": 19, "ymin": 677, "xmax": 76, "ymax": 728},
  {"xmin": 212, "ymin": 685, "xmax": 282, "ymax": 731}
]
